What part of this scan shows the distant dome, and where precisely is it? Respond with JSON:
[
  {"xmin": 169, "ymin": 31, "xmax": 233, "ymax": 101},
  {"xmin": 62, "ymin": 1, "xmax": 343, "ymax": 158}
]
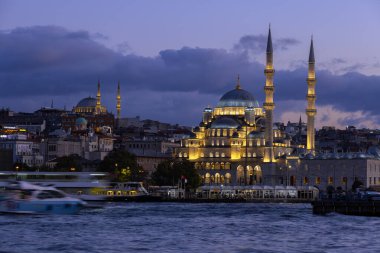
[
  {"xmin": 77, "ymin": 97, "xmax": 97, "ymax": 107},
  {"xmin": 217, "ymin": 88, "xmax": 259, "ymax": 108},
  {"xmin": 75, "ymin": 117, "xmax": 87, "ymax": 126},
  {"xmin": 210, "ymin": 117, "xmax": 241, "ymax": 129}
]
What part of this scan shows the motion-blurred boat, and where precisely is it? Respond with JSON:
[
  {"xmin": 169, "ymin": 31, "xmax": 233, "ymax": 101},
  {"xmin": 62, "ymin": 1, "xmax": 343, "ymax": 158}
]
[{"xmin": 0, "ymin": 181, "xmax": 86, "ymax": 214}]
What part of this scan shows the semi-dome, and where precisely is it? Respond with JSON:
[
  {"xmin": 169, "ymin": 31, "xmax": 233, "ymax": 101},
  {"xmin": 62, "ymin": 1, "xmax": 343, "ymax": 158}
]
[
  {"xmin": 248, "ymin": 131, "xmax": 265, "ymax": 139},
  {"xmin": 210, "ymin": 117, "xmax": 241, "ymax": 129},
  {"xmin": 77, "ymin": 97, "xmax": 97, "ymax": 107},
  {"xmin": 217, "ymin": 88, "xmax": 259, "ymax": 108}
]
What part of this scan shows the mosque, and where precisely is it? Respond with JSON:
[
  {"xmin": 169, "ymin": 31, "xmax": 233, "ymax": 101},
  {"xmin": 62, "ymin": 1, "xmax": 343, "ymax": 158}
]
[
  {"xmin": 61, "ymin": 81, "xmax": 121, "ymax": 132},
  {"xmin": 175, "ymin": 27, "xmax": 380, "ymax": 190}
]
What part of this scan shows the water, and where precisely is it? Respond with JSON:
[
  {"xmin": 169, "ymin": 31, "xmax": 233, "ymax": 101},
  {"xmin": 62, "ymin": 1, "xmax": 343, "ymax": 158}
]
[{"xmin": 1, "ymin": 203, "xmax": 379, "ymax": 253}]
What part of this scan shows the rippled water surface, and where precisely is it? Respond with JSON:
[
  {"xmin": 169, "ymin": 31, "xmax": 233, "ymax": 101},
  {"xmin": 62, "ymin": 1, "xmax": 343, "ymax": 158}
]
[{"xmin": 1, "ymin": 203, "xmax": 380, "ymax": 253}]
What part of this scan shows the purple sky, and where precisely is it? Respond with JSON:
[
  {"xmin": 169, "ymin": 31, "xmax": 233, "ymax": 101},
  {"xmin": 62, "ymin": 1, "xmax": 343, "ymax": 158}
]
[{"xmin": 0, "ymin": 0, "xmax": 380, "ymax": 128}]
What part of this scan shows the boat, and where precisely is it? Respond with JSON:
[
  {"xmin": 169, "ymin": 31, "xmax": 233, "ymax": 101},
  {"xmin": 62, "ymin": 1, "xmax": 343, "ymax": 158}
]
[
  {"xmin": 99, "ymin": 182, "xmax": 162, "ymax": 202},
  {"xmin": 0, "ymin": 181, "xmax": 86, "ymax": 214},
  {"xmin": 0, "ymin": 171, "xmax": 109, "ymax": 203}
]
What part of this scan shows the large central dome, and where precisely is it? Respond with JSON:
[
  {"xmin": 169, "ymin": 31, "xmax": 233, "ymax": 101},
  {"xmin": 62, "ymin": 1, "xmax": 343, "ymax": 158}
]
[
  {"xmin": 217, "ymin": 87, "xmax": 259, "ymax": 108},
  {"xmin": 77, "ymin": 97, "xmax": 97, "ymax": 107}
]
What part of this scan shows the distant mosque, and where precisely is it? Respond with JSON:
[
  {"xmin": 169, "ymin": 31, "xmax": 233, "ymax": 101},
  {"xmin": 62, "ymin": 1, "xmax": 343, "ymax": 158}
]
[
  {"xmin": 61, "ymin": 81, "xmax": 121, "ymax": 132},
  {"xmin": 175, "ymin": 27, "xmax": 380, "ymax": 190}
]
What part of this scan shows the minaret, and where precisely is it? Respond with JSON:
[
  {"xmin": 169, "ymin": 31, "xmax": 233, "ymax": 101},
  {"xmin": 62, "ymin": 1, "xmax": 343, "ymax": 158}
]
[
  {"xmin": 236, "ymin": 74, "xmax": 241, "ymax": 89},
  {"xmin": 96, "ymin": 80, "xmax": 101, "ymax": 114},
  {"xmin": 116, "ymin": 81, "xmax": 121, "ymax": 124},
  {"xmin": 306, "ymin": 37, "xmax": 316, "ymax": 154},
  {"xmin": 263, "ymin": 25, "xmax": 275, "ymax": 163}
]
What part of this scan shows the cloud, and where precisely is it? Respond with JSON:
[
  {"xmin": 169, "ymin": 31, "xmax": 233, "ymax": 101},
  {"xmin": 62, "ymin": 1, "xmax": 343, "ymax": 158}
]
[
  {"xmin": 1, "ymin": 25, "xmax": 380, "ymax": 128},
  {"xmin": 233, "ymin": 34, "xmax": 300, "ymax": 53},
  {"xmin": 280, "ymin": 105, "xmax": 380, "ymax": 129}
]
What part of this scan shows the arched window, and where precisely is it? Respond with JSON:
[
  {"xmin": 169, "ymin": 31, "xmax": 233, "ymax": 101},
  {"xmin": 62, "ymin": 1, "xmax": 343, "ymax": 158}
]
[
  {"xmin": 237, "ymin": 165, "xmax": 244, "ymax": 185},
  {"xmin": 221, "ymin": 153, "xmax": 225, "ymax": 157},
  {"xmin": 178, "ymin": 153, "xmax": 182, "ymax": 158},
  {"xmin": 303, "ymin": 177, "xmax": 309, "ymax": 185},
  {"xmin": 215, "ymin": 173, "xmax": 221, "ymax": 184},
  {"xmin": 315, "ymin": 177, "xmax": 321, "ymax": 185},
  {"xmin": 328, "ymin": 176, "xmax": 334, "ymax": 185},
  {"xmin": 205, "ymin": 173, "xmax": 210, "ymax": 184},
  {"xmin": 225, "ymin": 163, "xmax": 231, "ymax": 169},
  {"xmin": 215, "ymin": 152, "xmax": 219, "ymax": 157},
  {"xmin": 225, "ymin": 173, "xmax": 232, "ymax": 184},
  {"xmin": 215, "ymin": 162, "xmax": 220, "ymax": 169},
  {"xmin": 209, "ymin": 152, "xmax": 213, "ymax": 158},
  {"xmin": 183, "ymin": 153, "xmax": 188, "ymax": 157}
]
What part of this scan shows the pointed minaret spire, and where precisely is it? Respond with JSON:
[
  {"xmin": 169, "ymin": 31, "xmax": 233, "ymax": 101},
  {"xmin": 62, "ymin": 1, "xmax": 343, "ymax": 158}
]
[
  {"xmin": 51, "ymin": 99, "xmax": 54, "ymax": 108},
  {"xmin": 306, "ymin": 36, "xmax": 317, "ymax": 154},
  {"xmin": 96, "ymin": 80, "xmax": 101, "ymax": 114},
  {"xmin": 263, "ymin": 25, "xmax": 275, "ymax": 163},
  {"xmin": 309, "ymin": 36, "xmax": 315, "ymax": 63},
  {"xmin": 266, "ymin": 24, "xmax": 273, "ymax": 54},
  {"xmin": 116, "ymin": 81, "xmax": 121, "ymax": 122},
  {"xmin": 236, "ymin": 74, "xmax": 241, "ymax": 89}
]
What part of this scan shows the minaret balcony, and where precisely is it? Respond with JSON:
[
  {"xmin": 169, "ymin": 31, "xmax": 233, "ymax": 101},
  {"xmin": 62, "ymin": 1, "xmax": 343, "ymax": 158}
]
[
  {"xmin": 264, "ymin": 86, "xmax": 275, "ymax": 92},
  {"xmin": 264, "ymin": 69, "xmax": 275, "ymax": 74},
  {"xmin": 307, "ymin": 94, "xmax": 316, "ymax": 99}
]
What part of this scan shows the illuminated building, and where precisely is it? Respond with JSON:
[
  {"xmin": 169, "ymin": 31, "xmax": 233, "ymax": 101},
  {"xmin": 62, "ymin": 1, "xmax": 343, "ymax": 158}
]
[
  {"xmin": 61, "ymin": 81, "xmax": 118, "ymax": 132},
  {"xmin": 175, "ymin": 26, "xmax": 295, "ymax": 186}
]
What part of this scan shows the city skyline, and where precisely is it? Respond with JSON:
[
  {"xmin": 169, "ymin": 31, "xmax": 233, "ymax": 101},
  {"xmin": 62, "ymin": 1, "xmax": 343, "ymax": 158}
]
[{"xmin": 1, "ymin": 1, "xmax": 380, "ymax": 128}]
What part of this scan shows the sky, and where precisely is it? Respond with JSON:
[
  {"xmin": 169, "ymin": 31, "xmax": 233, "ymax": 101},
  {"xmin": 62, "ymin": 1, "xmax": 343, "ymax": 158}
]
[{"xmin": 0, "ymin": 0, "xmax": 380, "ymax": 129}]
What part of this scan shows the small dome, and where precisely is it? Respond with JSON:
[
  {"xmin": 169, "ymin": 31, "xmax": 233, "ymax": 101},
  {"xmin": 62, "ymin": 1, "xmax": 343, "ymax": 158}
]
[
  {"xmin": 248, "ymin": 131, "xmax": 265, "ymax": 139},
  {"xmin": 77, "ymin": 97, "xmax": 97, "ymax": 107},
  {"xmin": 75, "ymin": 117, "xmax": 87, "ymax": 126},
  {"xmin": 217, "ymin": 88, "xmax": 259, "ymax": 108},
  {"xmin": 210, "ymin": 117, "xmax": 241, "ymax": 129}
]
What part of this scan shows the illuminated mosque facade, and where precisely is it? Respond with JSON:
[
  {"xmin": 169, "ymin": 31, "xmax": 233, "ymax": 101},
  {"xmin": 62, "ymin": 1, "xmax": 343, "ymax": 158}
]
[
  {"xmin": 61, "ymin": 81, "xmax": 121, "ymax": 132},
  {"xmin": 175, "ymin": 27, "xmax": 380, "ymax": 189}
]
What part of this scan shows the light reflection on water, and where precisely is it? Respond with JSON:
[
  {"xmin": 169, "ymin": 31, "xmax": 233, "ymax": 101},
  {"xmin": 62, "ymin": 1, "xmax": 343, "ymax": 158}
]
[{"xmin": 1, "ymin": 203, "xmax": 380, "ymax": 253}]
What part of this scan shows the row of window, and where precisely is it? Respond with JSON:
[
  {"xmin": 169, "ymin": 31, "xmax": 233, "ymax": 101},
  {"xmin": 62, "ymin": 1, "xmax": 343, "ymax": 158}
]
[
  {"xmin": 369, "ymin": 177, "xmax": 380, "ymax": 185},
  {"xmin": 128, "ymin": 143, "xmax": 158, "ymax": 149},
  {"xmin": 195, "ymin": 162, "xmax": 231, "ymax": 170},
  {"xmin": 300, "ymin": 176, "xmax": 352, "ymax": 185}
]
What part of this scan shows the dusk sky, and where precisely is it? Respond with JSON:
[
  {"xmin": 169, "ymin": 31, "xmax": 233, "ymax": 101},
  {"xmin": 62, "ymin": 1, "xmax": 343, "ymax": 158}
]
[{"xmin": 1, "ymin": 0, "xmax": 380, "ymax": 128}]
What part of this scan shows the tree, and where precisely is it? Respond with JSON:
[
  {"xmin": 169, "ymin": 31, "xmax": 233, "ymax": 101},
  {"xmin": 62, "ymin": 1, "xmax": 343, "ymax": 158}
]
[
  {"xmin": 54, "ymin": 154, "xmax": 83, "ymax": 171},
  {"xmin": 152, "ymin": 159, "xmax": 201, "ymax": 189},
  {"xmin": 352, "ymin": 178, "xmax": 364, "ymax": 192},
  {"xmin": 13, "ymin": 162, "xmax": 31, "ymax": 172},
  {"xmin": 97, "ymin": 150, "xmax": 146, "ymax": 182}
]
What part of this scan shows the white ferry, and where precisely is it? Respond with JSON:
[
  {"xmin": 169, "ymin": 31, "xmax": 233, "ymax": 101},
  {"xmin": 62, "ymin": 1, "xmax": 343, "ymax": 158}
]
[{"xmin": 98, "ymin": 182, "xmax": 161, "ymax": 202}]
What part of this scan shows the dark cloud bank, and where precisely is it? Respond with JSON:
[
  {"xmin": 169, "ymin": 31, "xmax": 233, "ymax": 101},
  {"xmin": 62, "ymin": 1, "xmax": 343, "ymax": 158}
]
[{"xmin": 0, "ymin": 26, "xmax": 379, "ymax": 126}]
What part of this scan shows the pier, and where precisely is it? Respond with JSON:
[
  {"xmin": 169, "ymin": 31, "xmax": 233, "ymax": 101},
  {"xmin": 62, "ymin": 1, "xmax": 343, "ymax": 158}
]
[{"xmin": 312, "ymin": 200, "xmax": 380, "ymax": 216}]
